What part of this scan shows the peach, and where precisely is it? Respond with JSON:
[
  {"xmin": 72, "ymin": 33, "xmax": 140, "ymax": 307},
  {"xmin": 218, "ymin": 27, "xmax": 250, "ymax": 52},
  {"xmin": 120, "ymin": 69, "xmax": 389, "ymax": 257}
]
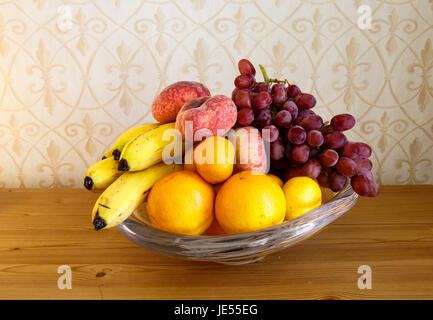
[
  {"xmin": 175, "ymin": 95, "xmax": 237, "ymax": 140},
  {"xmin": 151, "ymin": 81, "xmax": 210, "ymax": 123},
  {"xmin": 230, "ymin": 126, "xmax": 268, "ymax": 174}
]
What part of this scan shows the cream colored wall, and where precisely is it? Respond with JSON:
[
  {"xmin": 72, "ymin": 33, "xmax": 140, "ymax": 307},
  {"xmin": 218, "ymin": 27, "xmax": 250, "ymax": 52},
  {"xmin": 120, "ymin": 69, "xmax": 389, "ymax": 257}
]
[{"xmin": 0, "ymin": 0, "xmax": 432, "ymax": 187}]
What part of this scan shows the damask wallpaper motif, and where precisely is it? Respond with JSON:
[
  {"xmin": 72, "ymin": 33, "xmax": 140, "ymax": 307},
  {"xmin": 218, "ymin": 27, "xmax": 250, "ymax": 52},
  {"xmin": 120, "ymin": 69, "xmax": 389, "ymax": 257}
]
[{"xmin": 0, "ymin": 0, "xmax": 432, "ymax": 187}]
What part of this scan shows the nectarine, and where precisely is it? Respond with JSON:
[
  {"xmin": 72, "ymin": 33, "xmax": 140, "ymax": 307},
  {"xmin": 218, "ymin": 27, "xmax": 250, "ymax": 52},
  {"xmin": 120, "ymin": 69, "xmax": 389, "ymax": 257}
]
[
  {"xmin": 151, "ymin": 81, "xmax": 210, "ymax": 123},
  {"xmin": 175, "ymin": 95, "xmax": 237, "ymax": 141},
  {"xmin": 230, "ymin": 126, "xmax": 268, "ymax": 174}
]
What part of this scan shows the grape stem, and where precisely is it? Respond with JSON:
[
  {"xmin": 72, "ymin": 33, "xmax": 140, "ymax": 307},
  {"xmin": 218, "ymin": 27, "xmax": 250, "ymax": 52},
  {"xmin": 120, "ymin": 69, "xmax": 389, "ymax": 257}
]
[
  {"xmin": 259, "ymin": 64, "xmax": 270, "ymax": 83},
  {"xmin": 259, "ymin": 64, "xmax": 290, "ymax": 85}
]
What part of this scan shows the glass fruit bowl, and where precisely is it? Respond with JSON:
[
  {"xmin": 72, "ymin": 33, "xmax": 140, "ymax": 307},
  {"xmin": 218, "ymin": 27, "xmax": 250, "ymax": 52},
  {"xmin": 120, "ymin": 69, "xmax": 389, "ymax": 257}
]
[{"xmin": 117, "ymin": 183, "xmax": 358, "ymax": 265}]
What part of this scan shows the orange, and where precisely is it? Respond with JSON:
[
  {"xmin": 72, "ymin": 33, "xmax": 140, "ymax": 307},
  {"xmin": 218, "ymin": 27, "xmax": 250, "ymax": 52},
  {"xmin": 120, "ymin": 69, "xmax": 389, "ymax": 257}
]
[
  {"xmin": 215, "ymin": 171, "xmax": 286, "ymax": 234},
  {"xmin": 268, "ymin": 174, "xmax": 283, "ymax": 187},
  {"xmin": 147, "ymin": 171, "xmax": 214, "ymax": 235},
  {"xmin": 194, "ymin": 136, "xmax": 235, "ymax": 184},
  {"xmin": 184, "ymin": 146, "xmax": 196, "ymax": 172},
  {"xmin": 283, "ymin": 177, "xmax": 322, "ymax": 220}
]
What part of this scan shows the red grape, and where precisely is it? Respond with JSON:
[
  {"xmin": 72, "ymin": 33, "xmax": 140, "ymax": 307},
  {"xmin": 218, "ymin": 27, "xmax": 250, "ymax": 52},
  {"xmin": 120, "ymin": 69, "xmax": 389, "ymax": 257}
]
[
  {"xmin": 287, "ymin": 125, "xmax": 307, "ymax": 145},
  {"xmin": 329, "ymin": 171, "xmax": 347, "ymax": 192},
  {"xmin": 234, "ymin": 89, "xmax": 253, "ymax": 109},
  {"xmin": 320, "ymin": 124, "xmax": 334, "ymax": 136},
  {"xmin": 292, "ymin": 144, "xmax": 310, "ymax": 164},
  {"xmin": 351, "ymin": 175, "xmax": 371, "ymax": 196},
  {"xmin": 238, "ymin": 59, "xmax": 256, "ymax": 76},
  {"xmin": 288, "ymin": 159, "xmax": 301, "ymax": 168},
  {"xmin": 254, "ymin": 82, "xmax": 271, "ymax": 93},
  {"xmin": 270, "ymin": 140, "xmax": 285, "ymax": 161},
  {"xmin": 262, "ymin": 125, "xmax": 279, "ymax": 143},
  {"xmin": 341, "ymin": 141, "xmax": 360, "ymax": 159},
  {"xmin": 237, "ymin": 108, "xmax": 255, "ymax": 126},
  {"xmin": 362, "ymin": 171, "xmax": 374, "ymax": 182},
  {"xmin": 271, "ymin": 83, "xmax": 288, "ymax": 107},
  {"xmin": 301, "ymin": 159, "xmax": 322, "ymax": 179},
  {"xmin": 331, "ymin": 114, "xmax": 356, "ymax": 131},
  {"xmin": 231, "ymin": 59, "xmax": 380, "ymax": 198},
  {"xmin": 234, "ymin": 74, "xmax": 255, "ymax": 89},
  {"xmin": 356, "ymin": 142, "xmax": 372, "ymax": 158},
  {"xmin": 253, "ymin": 91, "xmax": 272, "ymax": 109},
  {"xmin": 287, "ymin": 85, "xmax": 301, "ymax": 98},
  {"xmin": 232, "ymin": 88, "xmax": 239, "ymax": 102},
  {"xmin": 271, "ymin": 159, "xmax": 290, "ymax": 172},
  {"xmin": 355, "ymin": 156, "xmax": 372, "ymax": 174},
  {"xmin": 367, "ymin": 179, "xmax": 380, "ymax": 197},
  {"xmin": 336, "ymin": 156, "xmax": 358, "ymax": 177},
  {"xmin": 275, "ymin": 110, "xmax": 292, "ymax": 128},
  {"xmin": 298, "ymin": 114, "xmax": 323, "ymax": 130},
  {"xmin": 284, "ymin": 144, "xmax": 292, "ymax": 160},
  {"xmin": 317, "ymin": 169, "xmax": 329, "ymax": 188},
  {"xmin": 319, "ymin": 149, "xmax": 339, "ymax": 167},
  {"xmin": 297, "ymin": 109, "xmax": 315, "ymax": 119},
  {"xmin": 361, "ymin": 172, "xmax": 380, "ymax": 197},
  {"xmin": 309, "ymin": 147, "xmax": 319, "ymax": 159},
  {"xmin": 285, "ymin": 166, "xmax": 303, "ymax": 181},
  {"xmin": 324, "ymin": 131, "xmax": 347, "ymax": 149},
  {"xmin": 281, "ymin": 100, "xmax": 298, "ymax": 120},
  {"xmin": 307, "ymin": 130, "xmax": 324, "ymax": 147},
  {"xmin": 256, "ymin": 108, "xmax": 272, "ymax": 128},
  {"xmin": 295, "ymin": 93, "xmax": 316, "ymax": 109}
]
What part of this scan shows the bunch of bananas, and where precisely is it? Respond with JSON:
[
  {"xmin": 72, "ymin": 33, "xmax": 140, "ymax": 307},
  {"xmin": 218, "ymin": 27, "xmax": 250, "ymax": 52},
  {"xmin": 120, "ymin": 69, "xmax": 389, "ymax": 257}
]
[{"xmin": 84, "ymin": 122, "xmax": 183, "ymax": 230}]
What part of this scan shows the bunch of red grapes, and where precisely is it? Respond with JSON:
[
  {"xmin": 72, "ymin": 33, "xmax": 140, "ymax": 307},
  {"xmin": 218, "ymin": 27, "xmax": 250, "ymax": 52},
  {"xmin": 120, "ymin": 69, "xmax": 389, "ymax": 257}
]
[{"xmin": 232, "ymin": 59, "xmax": 379, "ymax": 197}]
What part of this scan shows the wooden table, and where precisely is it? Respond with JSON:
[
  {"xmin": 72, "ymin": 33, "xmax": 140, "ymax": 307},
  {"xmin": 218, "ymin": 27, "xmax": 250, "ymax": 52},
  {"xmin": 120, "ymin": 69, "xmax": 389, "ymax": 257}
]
[{"xmin": 0, "ymin": 186, "xmax": 432, "ymax": 300}]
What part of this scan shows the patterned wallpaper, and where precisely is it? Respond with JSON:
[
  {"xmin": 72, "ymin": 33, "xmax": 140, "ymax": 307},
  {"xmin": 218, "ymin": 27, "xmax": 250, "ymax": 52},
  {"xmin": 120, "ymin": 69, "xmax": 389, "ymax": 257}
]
[{"xmin": 0, "ymin": 0, "xmax": 432, "ymax": 188}]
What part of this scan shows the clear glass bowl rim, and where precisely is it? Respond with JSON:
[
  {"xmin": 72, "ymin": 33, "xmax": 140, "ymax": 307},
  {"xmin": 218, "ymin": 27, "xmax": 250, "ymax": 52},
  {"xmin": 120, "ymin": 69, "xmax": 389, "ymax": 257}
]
[{"xmin": 118, "ymin": 183, "xmax": 358, "ymax": 247}]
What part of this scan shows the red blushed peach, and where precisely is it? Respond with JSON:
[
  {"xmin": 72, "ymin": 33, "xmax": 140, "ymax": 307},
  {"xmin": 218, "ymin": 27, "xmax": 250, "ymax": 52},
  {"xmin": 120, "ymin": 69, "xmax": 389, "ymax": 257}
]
[
  {"xmin": 175, "ymin": 95, "xmax": 237, "ymax": 140},
  {"xmin": 151, "ymin": 81, "xmax": 210, "ymax": 123},
  {"xmin": 230, "ymin": 126, "xmax": 268, "ymax": 174}
]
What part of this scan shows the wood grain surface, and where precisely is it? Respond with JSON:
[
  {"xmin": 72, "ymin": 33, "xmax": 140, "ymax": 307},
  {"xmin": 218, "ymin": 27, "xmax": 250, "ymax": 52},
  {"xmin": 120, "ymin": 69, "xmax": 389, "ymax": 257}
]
[{"xmin": 0, "ymin": 186, "xmax": 432, "ymax": 300}]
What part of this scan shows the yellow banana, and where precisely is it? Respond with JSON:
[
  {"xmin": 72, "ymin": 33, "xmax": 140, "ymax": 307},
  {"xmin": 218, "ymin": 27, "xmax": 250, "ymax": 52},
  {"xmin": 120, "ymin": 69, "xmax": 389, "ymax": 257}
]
[
  {"xmin": 118, "ymin": 122, "xmax": 181, "ymax": 172},
  {"xmin": 84, "ymin": 157, "xmax": 122, "ymax": 192},
  {"xmin": 102, "ymin": 123, "xmax": 159, "ymax": 160},
  {"xmin": 92, "ymin": 162, "xmax": 182, "ymax": 230}
]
